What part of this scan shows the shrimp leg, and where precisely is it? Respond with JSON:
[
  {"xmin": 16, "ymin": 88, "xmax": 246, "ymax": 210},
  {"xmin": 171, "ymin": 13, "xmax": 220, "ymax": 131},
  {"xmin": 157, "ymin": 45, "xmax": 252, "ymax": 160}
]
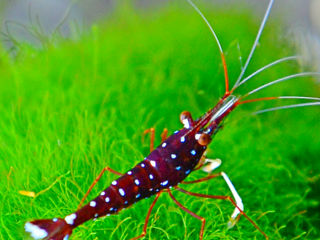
[
  {"xmin": 143, "ymin": 128, "xmax": 168, "ymax": 152},
  {"xmin": 130, "ymin": 192, "xmax": 162, "ymax": 240},
  {"xmin": 78, "ymin": 166, "xmax": 123, "ymax": 209},
  {"xmin": 174, "ymin": 186, "xmax": 268, "ymax": 239},
  {"xmin": 168, "ymin": 190, "xmax": 206, "ymax": 240}
]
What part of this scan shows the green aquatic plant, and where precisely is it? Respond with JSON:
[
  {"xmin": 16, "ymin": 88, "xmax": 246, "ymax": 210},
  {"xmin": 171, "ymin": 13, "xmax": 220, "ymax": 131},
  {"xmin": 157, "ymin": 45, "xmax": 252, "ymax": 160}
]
[{"xmin": 0, "ymin": 1, "xmax": 319, "ymax": 239}]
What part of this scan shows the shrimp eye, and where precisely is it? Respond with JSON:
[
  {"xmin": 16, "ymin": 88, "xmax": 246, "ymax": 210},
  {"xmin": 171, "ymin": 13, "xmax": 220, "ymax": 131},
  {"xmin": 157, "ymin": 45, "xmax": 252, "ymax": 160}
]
[
  {"xmin": 180, "ymin": 111, "xmax": 193, "ymax": 129},
  {"xmin": 198, "ymin": 133, "xmax": 211, "ymax": 146}
]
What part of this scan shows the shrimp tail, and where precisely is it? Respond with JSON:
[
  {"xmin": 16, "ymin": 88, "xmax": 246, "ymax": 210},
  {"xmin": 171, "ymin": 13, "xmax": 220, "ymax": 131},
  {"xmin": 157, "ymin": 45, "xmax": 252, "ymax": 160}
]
[{"xmin": 24, "ymin": 218, "xmax": 72, "ymax": 240}]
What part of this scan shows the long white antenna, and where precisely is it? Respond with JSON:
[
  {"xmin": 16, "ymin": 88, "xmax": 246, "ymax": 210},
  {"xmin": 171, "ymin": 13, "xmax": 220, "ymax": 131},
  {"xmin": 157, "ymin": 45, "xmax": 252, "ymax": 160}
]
[
  {"xmin": 187, "ymin": 0, "xmax": 223, "ymax": 53},
  {"xmin": 187, "ymin": 0, "xmax": 230, "ymax": 93},
  {"xmin": 278, "ymin": 96, "xmax": 320, "ymax": 101},
  {"xmin": 254, "ymin": 102, "xmax": 320, "ymax": 114},
  {"xmin": 246, "ymin": 72, "xmax": 320, "ymax": 96},
  {"xmin": 234, "ymin": 56, "xmax": 298, "ymax": 89},
  {"xmin": 232, "ymin": 0, "xmax": 275, "ymax": 89}
]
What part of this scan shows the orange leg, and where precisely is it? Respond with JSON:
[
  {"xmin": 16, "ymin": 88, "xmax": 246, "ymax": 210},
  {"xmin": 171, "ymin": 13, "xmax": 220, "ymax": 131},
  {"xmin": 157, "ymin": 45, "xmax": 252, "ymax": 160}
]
[
  {"xmin": 160, "ymin": 128, "xmax": 168, "ymax": 142},
  {"xmin": 143, "ymin": 128, "xmax": 168, "ymax": 152},
  {"xmin": 143, "ymin": 128, "xmax": 155, "ymax": 152},
  {"xmin": 174, "ymin": 186, "xmax": 269, "ymax": 240},
  {"xmin": 168, "ymin": 190, "xmax": 206, "ymax": 240},
  {"xmin": 130, "ymin": 192, "xmax": 162, "ymax": 240},
  {"xmin": 78, "ymin": 166, "xmax": 122, "ymax": 209}
]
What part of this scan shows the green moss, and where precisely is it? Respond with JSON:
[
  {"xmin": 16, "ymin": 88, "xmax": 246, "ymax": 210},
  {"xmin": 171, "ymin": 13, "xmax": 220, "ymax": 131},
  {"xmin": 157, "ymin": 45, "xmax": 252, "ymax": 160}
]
[{"xmin": 0, "ymin": 2, "xmax": 319, "ymax": 240}]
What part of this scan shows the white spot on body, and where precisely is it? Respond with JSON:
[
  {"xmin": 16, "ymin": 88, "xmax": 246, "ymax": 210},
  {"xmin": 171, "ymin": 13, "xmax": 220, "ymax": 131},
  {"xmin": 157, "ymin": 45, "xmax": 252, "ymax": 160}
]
[
  {"xmin": 128, "ymin": 171, "xmax": 132, "ymax": 175},
  {"xmin": 141, "ymin": 163, "xmax": 145, "ymax": 168},
  {"xmin": 112, "ymin": 181, "xmax": 117, "ymax": 186},
  {"xmin": 90, "ymin": 201, "xmax": 96, "ymax": 207},
  {"xmin": 150, "ymin": 160, "xmax": 156, "ymax": 167},
  {"xmin": 110, "ymin": 207, "xmax": 114, "ymax": 211},
  {"xmin": 161, "ymin": 180, "xmax": 169, "ymax": 186},
  {"xmin": 135, "ymin": 179, "xmax": 140, "ymax": 185},
  {"xmin": 176, "ymin": 166, "xmax": 181, "ymax": 170},
  {"xmin": 25, "ymin": 222, "xmax": 48, "ymax": 239},
  {"xmin": 149, "ymin": 174, "xmax": 154, "ymax": 180},
  {"xmin": 100, "ymin": 191, "xmax": 105, "ymax": 196},
  {"xmin": 136, "ymin": 193, "xmax": 141, "ymax": 198},
  {"xmin": 180, "ymin": 136, "xmax": 185, "ymax": 143},
  {"xmin": 171, "ymin": 154, "xmax": 177, "ymax": 159},
  {"xmin": 119, "ymin": 188, "xmax": 125, "ymax": 197},
  {"xmin": 185, "ymin": 170, "xmax": 191, "ymax": 175},
  {"xmin": 195, "ymin": 133, "xmax": 201, "ymax": 140},
  {"xmin": 191, "ymin": 150, "xmax": 196, "ymax": 156},
  {"xmin": 162, "ymin": 142, "xmax": 167, "ymax": 148},
  {"xmin": 63, "ymin": 235, "xmax": 69, "ymax": 240},
  {"xmin": 94, "ymin": 213, "xmax": 98, "ymax": 218},
  {"xmin": 174, "ymin": 130, "xmax": 179, "ymax": 134},
  {"xmin": 52, "ymin": 218, "xmax": 58, "ymax": 222},
  {"xmin": 65, "ymin": 213, "xmax": 77, "ymax": 225},
  {"xmin": 105, "ymin": 197, "xmax": 110, "ymax": 203}
]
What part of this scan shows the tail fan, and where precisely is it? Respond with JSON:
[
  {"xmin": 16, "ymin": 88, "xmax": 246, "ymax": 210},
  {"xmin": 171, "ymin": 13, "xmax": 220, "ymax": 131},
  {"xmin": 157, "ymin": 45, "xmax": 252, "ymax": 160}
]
[{"xmin": 25, "ymin": 218, "xmax": 72, "ymax": 240}]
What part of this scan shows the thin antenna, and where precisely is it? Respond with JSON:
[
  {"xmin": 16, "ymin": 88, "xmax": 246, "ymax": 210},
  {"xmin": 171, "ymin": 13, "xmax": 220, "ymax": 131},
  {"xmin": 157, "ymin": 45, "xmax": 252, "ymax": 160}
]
[
  {"xmin": 232, "ymin": 0, "xmax": 275, "ymax": 89},
  {"xmin": 238, "ymin": 96, "xmax": 320, "ymax": 105},
  {"xmin": 235, "ymin": 56, "xmax": 298, "ymax": 89},
  {"xmin": 278, "ymin": 96, "xmax": 320, "ymax": 101},
  {"xmin": 245, "ymin": 72, "xmax": 320, "ymax": 96},
  {"xmin": 187, "ymin": 0, "xmax": 230, "ymax": 94},
  {"xmin": 254, "ymin": 102, "xmax": 320, "ymax": 114}
]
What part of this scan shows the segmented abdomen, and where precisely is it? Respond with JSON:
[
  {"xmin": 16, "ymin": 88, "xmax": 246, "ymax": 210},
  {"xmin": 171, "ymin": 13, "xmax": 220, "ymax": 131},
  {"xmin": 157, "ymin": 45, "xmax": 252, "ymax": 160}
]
[{"xmin": 70, "ymin": 129, "xmax": 206, "ymax": 227}]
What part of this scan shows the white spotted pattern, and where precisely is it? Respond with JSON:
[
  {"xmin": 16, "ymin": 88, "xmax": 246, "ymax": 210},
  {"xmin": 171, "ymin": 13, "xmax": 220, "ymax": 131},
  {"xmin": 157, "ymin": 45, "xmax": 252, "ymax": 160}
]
[
  {"xmin": 128, "ymin": 171, "xmax": 132, "ymax": 175},
  {"xmin": 161, "ymin": 180, "xmax": 169, "ymax": 186},
  {"xmin": 63, "ymin": 235, "xmax": 69, "ymax": 240},
  {"xmin": 171, "ymin": 154, "xmax": 177, "ymax": 159},
  {"xmin": 150, "ymin": 160, "xmax": 156, "ymax": 167},
  {"xmin": 180, "ymin": 136, "xmax": 185, "ymax": 142},
  {"xmin": 90, "ymin": 201, "xmax": 96, "ymax": 207},
  {"xmin": 65, "ymin": 213, "xmax": 77, "ymax": 225},
  {"xmin": 141, "ymin": 163, "xmax": 145, "ymax": 168},
  {"xmin": 162, "ymin": 142, "xmax": 167, "ymax": 148},
  {"xmin": 112, "ymin": 180, "xmax": 117, "ymax": 185},
  {"xmin": 25, "ymin": 222, "xmax": 48, "ymax": 239},
  {"xmin": 135, "ymin": 179, "xmax": 140, "ymax": 185},
  {"xmin": 100, "ymin": 191, "xmax": 105, "ymax": 196},
  {"xmin": 195, "ymin": 133, "xmax": 201, "ymax": 140},
  {"xmin": 149, "ymin": 174, "xmax": 154, "ymax": 180},
  {"xmin": 191, "ymin": 150, "xmax": 196, "ymax": 156},
  {"xmin": 119, "ymin": 188, "xmax": 126, "ymax": 197},
  {"xmin": 105, "ymin": 197, "xmax": 110, "ymax": 203}
]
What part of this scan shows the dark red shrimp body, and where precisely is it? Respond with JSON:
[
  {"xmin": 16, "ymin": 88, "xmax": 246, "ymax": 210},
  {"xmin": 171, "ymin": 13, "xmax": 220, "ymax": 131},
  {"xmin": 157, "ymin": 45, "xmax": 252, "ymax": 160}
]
[{"xmin": 25, "ymin": 95, "xmax": 239, "ymax": 240}]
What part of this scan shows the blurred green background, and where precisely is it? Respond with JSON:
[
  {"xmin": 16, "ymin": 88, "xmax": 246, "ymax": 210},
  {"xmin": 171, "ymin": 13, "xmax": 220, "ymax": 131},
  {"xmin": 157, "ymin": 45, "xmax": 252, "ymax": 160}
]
[{"xmin": 0, "ymin": 1, "xmax": 319, "ymax": 239}]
